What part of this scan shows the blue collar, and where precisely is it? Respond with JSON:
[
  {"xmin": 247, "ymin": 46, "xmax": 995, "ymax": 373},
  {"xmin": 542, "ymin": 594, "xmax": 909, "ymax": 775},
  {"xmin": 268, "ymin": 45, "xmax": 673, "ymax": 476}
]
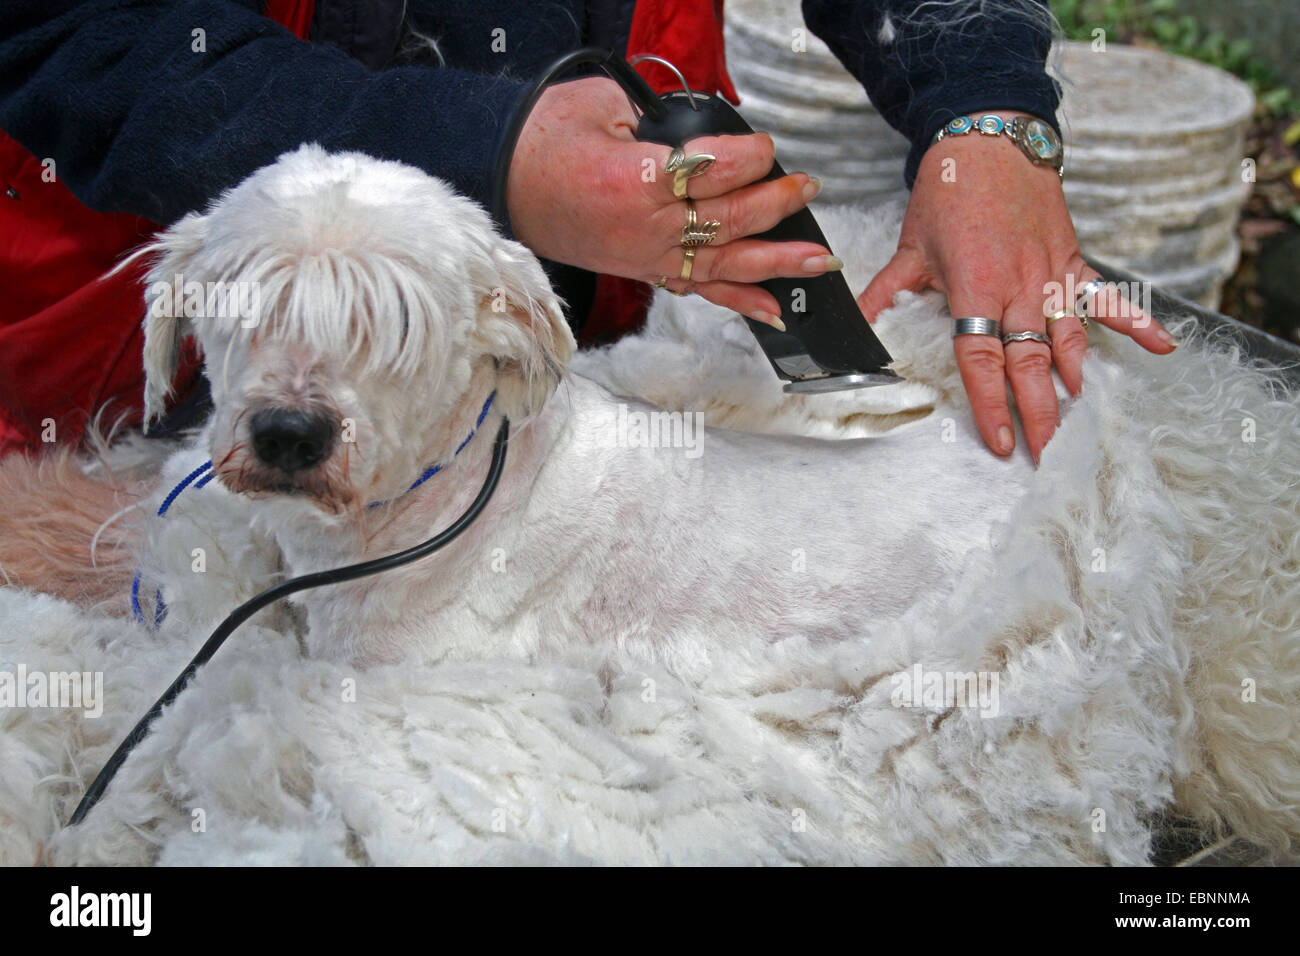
[
  {"xmin": 365, "ymin": 391, "xmax": 496, "ymax": 508},
  {"xmin": 131, "ymin": 391, "xmax": 496, "ymax": 625}
]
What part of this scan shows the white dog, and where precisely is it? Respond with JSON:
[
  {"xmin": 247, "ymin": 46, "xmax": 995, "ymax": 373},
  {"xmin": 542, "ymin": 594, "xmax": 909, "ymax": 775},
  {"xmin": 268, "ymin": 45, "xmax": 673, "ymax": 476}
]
[{"xmin": 133, "ymin": 143, "xmax": 1033, "ymax": 674}]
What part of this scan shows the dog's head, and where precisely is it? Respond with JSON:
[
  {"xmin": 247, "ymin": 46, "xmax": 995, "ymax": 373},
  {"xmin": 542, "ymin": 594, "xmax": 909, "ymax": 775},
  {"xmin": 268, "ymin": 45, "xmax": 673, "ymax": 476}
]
[{"xmin": 140, "ymin": 144, "xmax": 574, "ymax": 513}]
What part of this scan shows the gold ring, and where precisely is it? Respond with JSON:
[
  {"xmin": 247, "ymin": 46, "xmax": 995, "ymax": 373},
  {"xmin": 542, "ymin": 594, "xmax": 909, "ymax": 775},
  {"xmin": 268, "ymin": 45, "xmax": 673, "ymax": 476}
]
[
  {"xmin": 1046, "ymin": 307, "xmax": 1089, "ymax": 330},
  {"xmin": 681, "ymin": 199, "xmax": 721, "ymax": 247},
  {"xmin": 653, "ymin": 275, "xmax": 689, "ymax": 297},
  {"xmin": 680, "ymin": 246, "xmax": 696, "ymax": 282},
  {"xmin": 665, "ymin": 147, "xmax": 716, "ymax": 199}
]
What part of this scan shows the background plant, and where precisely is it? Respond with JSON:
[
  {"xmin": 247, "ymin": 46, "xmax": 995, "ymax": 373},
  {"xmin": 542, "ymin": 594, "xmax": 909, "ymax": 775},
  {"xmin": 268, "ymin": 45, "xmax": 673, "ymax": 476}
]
[{"xmin": 1051, "ymin": 0, "xmax": 1300, "ymax": 337}]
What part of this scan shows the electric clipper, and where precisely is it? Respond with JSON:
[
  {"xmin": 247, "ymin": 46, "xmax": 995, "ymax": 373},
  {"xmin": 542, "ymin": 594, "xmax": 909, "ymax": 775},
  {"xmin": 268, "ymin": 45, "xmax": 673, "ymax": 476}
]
[
  {"xmin": 630, "ymin": 61, "xmax": 902, "ymax": 393},
  {"xmin": 494, "ymin": 48, "xmax": 903, "ymax": 393}
]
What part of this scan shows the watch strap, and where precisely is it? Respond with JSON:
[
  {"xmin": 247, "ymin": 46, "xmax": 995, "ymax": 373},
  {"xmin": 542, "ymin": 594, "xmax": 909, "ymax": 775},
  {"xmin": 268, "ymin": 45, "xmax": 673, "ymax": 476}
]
[{"xmin": 931, "ymin": 114, "xmax": 1064, "ymax": 179}]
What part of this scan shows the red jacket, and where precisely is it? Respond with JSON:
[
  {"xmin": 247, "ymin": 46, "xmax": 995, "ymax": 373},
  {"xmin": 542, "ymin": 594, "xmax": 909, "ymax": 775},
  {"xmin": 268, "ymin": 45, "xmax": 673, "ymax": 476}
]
[{"xmin": 0, "ymin": 0, "xmax": 316, "ymax": 455}]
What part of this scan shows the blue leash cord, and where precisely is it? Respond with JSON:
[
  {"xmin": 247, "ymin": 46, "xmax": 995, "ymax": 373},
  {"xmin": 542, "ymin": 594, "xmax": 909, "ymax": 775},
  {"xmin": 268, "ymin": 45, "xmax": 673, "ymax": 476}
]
[
  {"xmin": 130, "ymin": 462, "xmax": 216, "ymax": 625},
  {"xmin": 129, "ymin": 391, "xmax": 495, "ymax": 626}
]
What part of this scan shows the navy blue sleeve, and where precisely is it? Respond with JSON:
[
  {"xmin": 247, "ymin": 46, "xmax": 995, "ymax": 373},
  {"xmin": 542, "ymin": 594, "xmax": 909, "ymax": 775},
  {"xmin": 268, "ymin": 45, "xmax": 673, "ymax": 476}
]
[
  {"xmin": 0, "ymin": 0, "xmax": 528, "ymax": 226},
  {"xmin": 800, "ymin": 0, "xmax": 1061, "ymax": 187}
]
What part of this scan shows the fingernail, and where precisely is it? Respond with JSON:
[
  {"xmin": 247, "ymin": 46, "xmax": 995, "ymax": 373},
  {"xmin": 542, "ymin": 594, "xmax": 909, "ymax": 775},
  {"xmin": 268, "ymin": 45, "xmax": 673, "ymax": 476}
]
[
  {"xmin": 802, "ymin": 254, "xmax": 843, "ymax": 273},
  {"xmin": 1157, "ymin": 328, "xmax": 1178, "ymax": 349},
  {"xmin": 752, "ymin": 310, "xmax": 786, "ymax": 332},
  {"xmin": 803, "ymin": 176, "xmax": 823, "ymax": 201},
  {"xmin": 997, "ymin": 426, "xmax": 1014, "ymax": 454}
]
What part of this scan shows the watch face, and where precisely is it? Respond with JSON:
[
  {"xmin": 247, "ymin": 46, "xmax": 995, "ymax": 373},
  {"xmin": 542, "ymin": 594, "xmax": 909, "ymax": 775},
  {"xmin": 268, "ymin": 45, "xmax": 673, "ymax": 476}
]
[{"xmin": 1022, "ymin": 118, "xmax": 1061, "ymax": 160}]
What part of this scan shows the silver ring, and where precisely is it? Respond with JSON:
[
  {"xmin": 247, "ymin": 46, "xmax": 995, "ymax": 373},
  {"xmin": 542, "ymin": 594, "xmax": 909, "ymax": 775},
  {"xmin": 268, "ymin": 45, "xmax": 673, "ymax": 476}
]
[
  {"xmin": 952, "ymin": 316, "xmax": 1002, "ymax": 339},
  {"xmin": 1002, "ymin": 330, "xmax": 1051, "ymax": 346},
  {"xmin": 1074, "ymin": 278, "xmax": 1108, "ymax": 317}
]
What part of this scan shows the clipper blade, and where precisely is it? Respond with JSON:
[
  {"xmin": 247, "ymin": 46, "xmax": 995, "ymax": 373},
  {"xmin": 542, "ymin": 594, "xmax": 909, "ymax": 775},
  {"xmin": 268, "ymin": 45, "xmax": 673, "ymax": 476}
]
[
  {"xmin": 782, "ymin": 370, "xmax": 905, "ymax": 394},
  {"xmin": 745, "ymin": 317, "xmax": 904, "ymax": 394}
]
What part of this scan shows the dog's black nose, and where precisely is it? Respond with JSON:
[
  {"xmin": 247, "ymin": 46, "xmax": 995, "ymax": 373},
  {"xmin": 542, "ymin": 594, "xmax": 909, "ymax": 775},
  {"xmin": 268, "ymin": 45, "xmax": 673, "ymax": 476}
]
[{"xmin": 249, "ymin": 408, "xmax": 335, "ymax": 473}]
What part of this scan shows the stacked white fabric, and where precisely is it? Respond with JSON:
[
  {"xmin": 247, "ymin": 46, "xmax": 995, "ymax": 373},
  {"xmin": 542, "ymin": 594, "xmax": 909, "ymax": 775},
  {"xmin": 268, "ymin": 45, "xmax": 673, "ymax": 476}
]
[
  {"xmin": 1056, "ymin": 42, "xmax": 1254, "ymax": 308},
  {"xmin": 725, "ymin": 1, "xmax": 1253, "ymax": 309},
  {"xmin": 2, "ymin": 201, "xmax": 1297, "ymax": 865},
  {"xmin": 724, "ymin": 0, "xmax": 911, "ymax": 205}
]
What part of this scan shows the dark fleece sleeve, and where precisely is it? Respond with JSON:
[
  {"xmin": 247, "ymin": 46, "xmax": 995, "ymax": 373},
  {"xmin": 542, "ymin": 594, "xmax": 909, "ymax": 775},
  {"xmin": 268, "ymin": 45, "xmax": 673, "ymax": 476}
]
[
  {"xmin": 800, "ymin": 0, "xmax": 1061, "ymax": 187},
  {"xmin": 0, "ymin": 0, "xmax": 527, "ymax": 226}
]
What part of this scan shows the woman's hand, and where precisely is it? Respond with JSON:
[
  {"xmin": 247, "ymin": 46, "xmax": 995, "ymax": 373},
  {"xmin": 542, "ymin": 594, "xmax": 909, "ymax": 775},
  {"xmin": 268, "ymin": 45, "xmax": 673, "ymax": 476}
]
[
  {"xmin": 506, "ymin": 76, "xmax": 841, "ymax": 329},
  {"xmin": 855, "ymin": 111, "xmax": 1178, "ymax": 462}
]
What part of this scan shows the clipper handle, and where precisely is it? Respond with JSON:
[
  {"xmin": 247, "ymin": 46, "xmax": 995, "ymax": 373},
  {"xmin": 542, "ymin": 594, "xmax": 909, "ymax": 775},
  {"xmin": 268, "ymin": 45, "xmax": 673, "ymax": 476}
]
[{"xmin": 634, "ymin": 90, "xmax": 898, "ymax": 387}]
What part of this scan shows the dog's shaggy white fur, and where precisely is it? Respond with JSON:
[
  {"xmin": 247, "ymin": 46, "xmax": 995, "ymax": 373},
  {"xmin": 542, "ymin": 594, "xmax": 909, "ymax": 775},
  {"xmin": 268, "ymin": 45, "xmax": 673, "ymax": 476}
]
[{"xmin": 0, "ymin": 146, "xmax": 1296, "ymax": 865}]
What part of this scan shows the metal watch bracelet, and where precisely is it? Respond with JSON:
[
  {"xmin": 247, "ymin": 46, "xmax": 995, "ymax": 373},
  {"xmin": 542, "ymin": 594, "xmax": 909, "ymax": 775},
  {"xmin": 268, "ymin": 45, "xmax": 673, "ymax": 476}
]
[{"xmin": 931, "ymin": 113, "xmax": 1065, "ymax": 180}]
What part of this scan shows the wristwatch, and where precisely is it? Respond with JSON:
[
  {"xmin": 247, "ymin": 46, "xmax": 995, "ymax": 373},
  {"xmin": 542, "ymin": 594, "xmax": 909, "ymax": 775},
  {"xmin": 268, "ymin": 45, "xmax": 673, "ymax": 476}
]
[{"xmin": 932, "ymin": 114, "xmax": 1064, "ymax": 179}]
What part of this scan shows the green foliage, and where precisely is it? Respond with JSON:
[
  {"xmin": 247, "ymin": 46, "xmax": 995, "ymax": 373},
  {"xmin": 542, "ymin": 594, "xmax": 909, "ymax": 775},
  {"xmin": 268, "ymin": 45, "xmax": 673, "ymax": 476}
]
[{"xmin": 1050, "ymin": 0, "xmax": 1299, "ymax": 117}]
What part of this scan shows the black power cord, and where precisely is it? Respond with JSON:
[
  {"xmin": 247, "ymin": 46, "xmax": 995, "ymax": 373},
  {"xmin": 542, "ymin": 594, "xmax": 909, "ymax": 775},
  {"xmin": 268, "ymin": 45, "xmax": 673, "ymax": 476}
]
[{"xmin": 67, "ymin": 418, "xmax": 510, "ymax": 827}]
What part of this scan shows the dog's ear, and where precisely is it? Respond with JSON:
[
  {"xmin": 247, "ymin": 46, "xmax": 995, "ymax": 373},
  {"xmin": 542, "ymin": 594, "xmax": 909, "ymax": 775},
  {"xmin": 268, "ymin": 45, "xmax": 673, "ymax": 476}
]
[
  {"xmin": 140, "ymin": 211, "xmax": 209, "ymax": 427},
  {"xmin": 473, "ymin": 240, "xmax": 575, "ymax": 423}
]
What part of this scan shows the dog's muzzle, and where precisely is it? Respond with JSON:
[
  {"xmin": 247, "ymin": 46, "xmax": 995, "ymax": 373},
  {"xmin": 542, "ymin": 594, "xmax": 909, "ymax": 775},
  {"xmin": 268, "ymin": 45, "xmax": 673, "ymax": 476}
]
[{"xmin": 249, "ymin": 408, "xmax": 336, "ymax": 473}]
